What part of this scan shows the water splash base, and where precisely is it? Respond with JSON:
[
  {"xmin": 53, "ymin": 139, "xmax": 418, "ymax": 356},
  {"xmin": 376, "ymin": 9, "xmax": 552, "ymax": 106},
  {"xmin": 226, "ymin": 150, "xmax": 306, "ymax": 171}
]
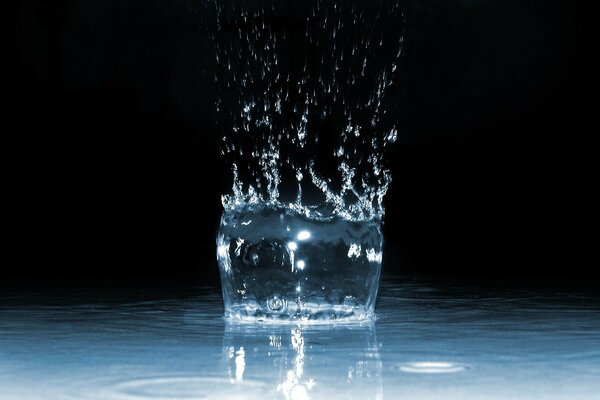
[
  {"xmin": 225, "ymin": 304, "xmax": 375, "ymax": 324},
  {"xmin": 217, "ymin": 204, "xmax": 382, "ymax": 323}
]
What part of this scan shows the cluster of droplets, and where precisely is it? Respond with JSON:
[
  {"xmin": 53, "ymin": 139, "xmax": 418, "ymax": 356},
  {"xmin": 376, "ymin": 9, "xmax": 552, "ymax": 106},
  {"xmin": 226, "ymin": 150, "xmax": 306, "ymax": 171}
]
[{"xmin": 204, "ymin": 0, "xmax": 405, "ymax": 221}]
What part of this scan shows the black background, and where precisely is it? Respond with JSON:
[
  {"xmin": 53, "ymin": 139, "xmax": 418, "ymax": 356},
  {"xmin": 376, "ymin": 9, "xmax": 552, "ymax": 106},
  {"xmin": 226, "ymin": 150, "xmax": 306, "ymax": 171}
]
[{"xmin": 5, "ymin": 0, "xmax": 595, "ymax": 286}]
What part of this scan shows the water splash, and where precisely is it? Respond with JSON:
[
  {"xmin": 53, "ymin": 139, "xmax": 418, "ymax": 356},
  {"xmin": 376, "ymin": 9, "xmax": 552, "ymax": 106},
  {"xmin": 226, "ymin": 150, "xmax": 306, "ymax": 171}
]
[{"xmin": 206, "ymin": 0, "xmax": 406, "ymax": 221}]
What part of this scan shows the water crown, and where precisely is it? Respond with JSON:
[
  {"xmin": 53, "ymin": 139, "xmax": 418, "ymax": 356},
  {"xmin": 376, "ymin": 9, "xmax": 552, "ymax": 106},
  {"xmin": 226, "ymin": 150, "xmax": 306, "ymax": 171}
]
[{"xmin": 206, "ymin": 0, "xmax": 405, "ymax": 221}]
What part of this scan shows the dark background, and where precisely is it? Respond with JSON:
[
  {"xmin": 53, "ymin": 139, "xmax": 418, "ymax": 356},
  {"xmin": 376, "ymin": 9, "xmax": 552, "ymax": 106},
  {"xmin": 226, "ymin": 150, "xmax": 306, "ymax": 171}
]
[{"xmin": 5, "ymin": 0, "xmax": 595, "ymax": 286}]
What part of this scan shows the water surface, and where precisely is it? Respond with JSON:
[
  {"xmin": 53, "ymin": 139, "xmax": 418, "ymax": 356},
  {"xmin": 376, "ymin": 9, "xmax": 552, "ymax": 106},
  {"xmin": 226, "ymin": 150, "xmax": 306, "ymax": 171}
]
[{"xmin": 1, "ymin": 277, "xmax": 599, "ymax": 399}]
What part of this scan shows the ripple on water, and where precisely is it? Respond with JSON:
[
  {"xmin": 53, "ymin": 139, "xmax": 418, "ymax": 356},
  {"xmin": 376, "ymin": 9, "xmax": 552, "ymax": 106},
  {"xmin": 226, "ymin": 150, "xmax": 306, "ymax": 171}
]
[
  {"xmin": 396, "ymin": 362, "xmax": 468, "ymax": 374},
  {"xmin": 109, "ymin": 376, "xmax": 267, "ymax": 400}
]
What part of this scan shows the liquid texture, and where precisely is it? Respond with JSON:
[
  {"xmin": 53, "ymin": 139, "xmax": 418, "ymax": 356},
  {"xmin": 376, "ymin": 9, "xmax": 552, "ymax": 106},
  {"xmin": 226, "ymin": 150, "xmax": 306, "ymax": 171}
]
[{"xmin": 217, "ymin": 205, "xmax": 382, "ymax": 322}]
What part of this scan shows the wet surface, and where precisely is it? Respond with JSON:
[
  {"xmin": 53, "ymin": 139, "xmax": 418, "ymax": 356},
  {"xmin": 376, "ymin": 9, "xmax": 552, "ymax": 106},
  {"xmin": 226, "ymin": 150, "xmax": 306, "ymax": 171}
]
[{"xmin": 1, "ymin": 277, "xmax": 599, "ymax": 399}]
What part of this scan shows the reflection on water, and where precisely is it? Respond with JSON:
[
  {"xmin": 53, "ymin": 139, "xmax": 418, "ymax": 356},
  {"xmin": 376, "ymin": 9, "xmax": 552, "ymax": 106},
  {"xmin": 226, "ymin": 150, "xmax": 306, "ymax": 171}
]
[
  {"xmin": 0, "ymin": 278, "xmax": 599, "ymax": 399},
  {"xmin": 223, "ymin": 322, "xmax": 382, "ymax": 400}
]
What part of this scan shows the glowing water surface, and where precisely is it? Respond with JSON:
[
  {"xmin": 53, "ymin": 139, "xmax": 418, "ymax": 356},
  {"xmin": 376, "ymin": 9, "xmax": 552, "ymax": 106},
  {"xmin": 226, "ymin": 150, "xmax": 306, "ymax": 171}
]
[{"xmin": 1, "ymin": 277, "xmax": 599, "ymax": 399}]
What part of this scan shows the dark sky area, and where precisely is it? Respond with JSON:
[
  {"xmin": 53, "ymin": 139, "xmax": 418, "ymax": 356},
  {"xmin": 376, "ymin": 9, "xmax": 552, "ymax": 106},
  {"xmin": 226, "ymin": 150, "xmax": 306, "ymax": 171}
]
[{"xmin": 5, "ymin": 0, "xmax": 595, "ymax": 285}]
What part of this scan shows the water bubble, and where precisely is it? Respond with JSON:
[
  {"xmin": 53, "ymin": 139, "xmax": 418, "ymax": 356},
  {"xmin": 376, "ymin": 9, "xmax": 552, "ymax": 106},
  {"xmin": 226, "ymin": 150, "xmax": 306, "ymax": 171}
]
[{"xmin": 267, "ymin": 296, "xmax": 285, "ymax": 312}]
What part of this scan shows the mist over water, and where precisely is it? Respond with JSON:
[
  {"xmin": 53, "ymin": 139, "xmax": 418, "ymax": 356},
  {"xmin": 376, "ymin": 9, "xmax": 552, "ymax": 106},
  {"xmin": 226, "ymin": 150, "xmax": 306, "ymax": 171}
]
[{"xmin": 205, "ymin": 0, "xmax": 405, "ymax": 221}]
